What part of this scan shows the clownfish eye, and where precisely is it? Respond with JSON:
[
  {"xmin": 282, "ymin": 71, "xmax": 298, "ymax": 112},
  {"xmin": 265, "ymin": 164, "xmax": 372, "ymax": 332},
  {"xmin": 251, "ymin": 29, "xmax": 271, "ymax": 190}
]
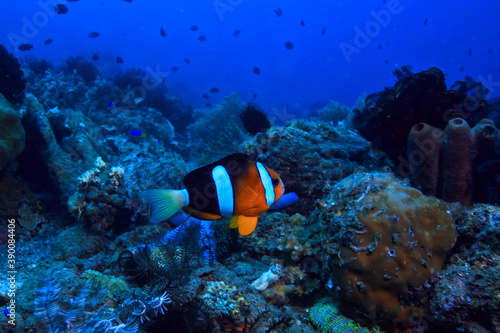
[{"xmin": 272, "ymin": 177, "xmax": 280, "ymax": 186}]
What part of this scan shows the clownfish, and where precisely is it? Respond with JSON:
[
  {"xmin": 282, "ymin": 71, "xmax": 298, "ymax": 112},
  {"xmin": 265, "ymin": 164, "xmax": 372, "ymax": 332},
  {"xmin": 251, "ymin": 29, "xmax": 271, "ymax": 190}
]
[{"xmin": 142, "ymin": 153, "xmax": 285, "ymax": 236}]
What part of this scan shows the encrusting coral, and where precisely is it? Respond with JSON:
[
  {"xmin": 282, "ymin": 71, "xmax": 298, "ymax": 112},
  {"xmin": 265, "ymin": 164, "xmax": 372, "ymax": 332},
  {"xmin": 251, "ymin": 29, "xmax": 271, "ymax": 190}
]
[{"xmin": 315, "ymin": 171, "xmax": 456, "ymax": 329}]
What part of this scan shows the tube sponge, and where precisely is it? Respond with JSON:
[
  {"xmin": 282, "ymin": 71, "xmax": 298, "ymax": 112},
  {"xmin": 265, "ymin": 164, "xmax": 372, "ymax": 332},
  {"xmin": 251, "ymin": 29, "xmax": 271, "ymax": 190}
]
[
  {"xmin": 0, "ymin": 93, "xmax": 25, "ymax": 173},
  {"xmin": 407, "ymin": 123, "xmax": 442, "ymax": 196},
  {"xmin": 442, "ymin": 118, "xmax": 473, "ymax": 205}
]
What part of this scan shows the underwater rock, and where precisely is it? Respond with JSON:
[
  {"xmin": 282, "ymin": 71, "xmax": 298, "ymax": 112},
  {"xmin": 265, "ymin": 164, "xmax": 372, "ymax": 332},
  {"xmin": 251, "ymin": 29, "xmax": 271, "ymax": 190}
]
[{"xmin": 0, "ymin": 93, "xmax": 25, "ymax": 174}]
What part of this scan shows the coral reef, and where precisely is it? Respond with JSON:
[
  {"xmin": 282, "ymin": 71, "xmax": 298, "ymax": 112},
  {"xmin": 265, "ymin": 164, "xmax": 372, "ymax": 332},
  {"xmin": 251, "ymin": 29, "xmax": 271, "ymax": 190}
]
[
  {"xmin": 429, "ymin": 204, "xmax": 500, "ymax": 332},
  {"xmin": 353, "ymin": 66, "xmax": 490, "ymax": 163},
  {"xmin": 26, "ymin": 68, "xmax": 90, "ymax": 110},
  {"xmin": 68, "ymin": 157, "xmax": 131, "ymax": 231},
  {"xmin": 112, "ymin": 67, "xmax": 193, "ymax": 132},
  {"xmin": 407, "ymin": 117, "xmax": 500, "ymax": 205},
  {"xmin": 242, "ymin": 120, "xmax": 387, "ymax": 214},
  {"xmin": 63, "ymin": 56, "xmax": 100, "ymax": 86},
  {"xmin": 0, "ymin": 43, "xmax": 25, "ymax": 105},
  {"xmin": 188, "ymin": 93, "xmax": 247, "ymax": 157},
  {"xmin": 318, "ymin": 100, "xmax": 353, "ymax": 126},
  {"xmin": 0, "ymin": 93, "xmax": 25, "ymax": 173},
  {"xmin": 200, "ymin": 280, "xmax": 250, "ymax": 317},
  {"xmin": 315, "ymin": 171, "xmax": 456, "ymax": 329}
]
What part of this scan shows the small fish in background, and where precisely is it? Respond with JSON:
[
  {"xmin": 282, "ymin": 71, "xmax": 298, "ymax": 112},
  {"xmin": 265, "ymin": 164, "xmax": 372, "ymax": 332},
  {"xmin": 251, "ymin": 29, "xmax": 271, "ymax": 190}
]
[
  {"xmin": 385, "ymin": 59, "xmax": 388, "ymax": 64},
  {"xmin": 209, "ymin": 87, "xmax": 220, "ymax": 93},
  {"xmin": 321, "ymin": 26, "xmax": 326, "ymax": 35},
  {"xmin": 253, "ymin": 67, "xmax": 261, "ymax": 75},
  {"xmin": 44, "ymin": 38, "xmax": 53, "ymax": 45},
  {"xmin": 198, "ymin": 35, "xmax": 207, "ymax": 41},
  {"xmin": 172, "ymin": 66, "xmax": 179, "ymax": 71},
  {"xmin": 469, "ymin": 48, "xmax": 472, "ymax": 56},
  {"xmin": 253, "ymin": 93, "xmax": 257, "ymax": 100},
  {"xmin": 88, "ymin": 32, "xmax": 100, "ymax": 38},
  {"xmin": 130, "ymin": 130, "xmax": 147, "ymax": 138},
  {"xmin": 116, "ymin": 56, "xmax": 124, "ymax": 64},
  {"xmin": 184, "ymin": 58, "xmax": 190, "ymax": 63},
  {"xmin": 92, "ymin": 54, "xmax": 99, "ymax": 61},
  {"xmin": 424, "ymin": 17, "xmax": 428, "ymax": 26},
  {"xmin": 387, "ymin": 40, "xmax": 390, "ymax": 45},
  {"xmin": 284, "ymin": 41, "xmax": 294, "ymax": 49},
  {"xmin": 205, "ymin": 103, "xmax": 211, "ymax": 107},
  {"xmin": 190, "ymin": 25, "xmax": 198, "ymax": 31},
  {"xmin": 3, "ymin": 309, "xmax": 9, "ymax": 318},
  {"xmin": 160, "ymin": 27, "xmax": 166, "ymax": 37},
  {"xmin": 233, "ymin": 29, "xmax": 241, "ymax": 36},
  {"xmin": 378, "ymin": 44, "xmax": 382, "ymax": 50},
  {"xmin": 202, "ymin": 94, "xmax": 209, "ymax": 99},
  {"xmin": 459, "ymin": 65, "xmax": 465, "ymax": 72},
  {"xmin": 489, "ymin": 48, "xmax": 492, "ymax": 55},
  {"xmin": 54, "ymin": 4, "xmax": 68, "ymax": 14},
  {"xmin": 123, "ymin": 0, "xmax": 133, "ymax": 2},
  {"xmin": 18, "ymin": 43, "xmax": 33, "ymax": 51},
  {"xmin": 300, "ymin": 20, "xmax": 305, "ymax": 27},
  {"xmin": 67, "ymin": 0, "xmax": 78, "ymax": 2},
  {"xmin": 141, "ymin": 153, "xmax": 285, "ymax": 236},
  {"xmin": 274, "ymin": 8, "xmax": 282, "ymax": 17}
]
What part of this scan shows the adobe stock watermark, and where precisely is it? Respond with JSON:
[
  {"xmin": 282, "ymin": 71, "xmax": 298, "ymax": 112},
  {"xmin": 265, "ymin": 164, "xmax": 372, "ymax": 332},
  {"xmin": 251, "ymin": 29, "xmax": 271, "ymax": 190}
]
[
  {"xmin": 7, "ymin": 0, "xmax": 65, "ymax": 53},
  {"xmin": 339, "ymin": 0, "xmax": 406, "ymax": 64},
  {"xmin": 269, "ymin": 105, "xmax": 296, "ymax": 125},
  {"xmin": 212, "ymin": 0, "xmax": 243, "ymax": 21}
]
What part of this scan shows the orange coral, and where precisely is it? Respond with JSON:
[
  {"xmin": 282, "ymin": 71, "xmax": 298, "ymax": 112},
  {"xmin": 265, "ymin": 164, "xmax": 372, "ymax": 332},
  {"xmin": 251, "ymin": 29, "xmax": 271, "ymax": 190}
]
[{"xmin": 327, "ymin": 172, "xmax": 456, "ymax": 328}]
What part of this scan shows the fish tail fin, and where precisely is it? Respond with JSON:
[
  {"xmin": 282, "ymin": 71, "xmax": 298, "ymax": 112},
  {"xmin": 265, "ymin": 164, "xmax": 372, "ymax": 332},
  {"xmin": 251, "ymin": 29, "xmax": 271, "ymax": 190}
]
[{"xmin": 142, "ymin": 189, "xmax": 189, "ymax": 223}]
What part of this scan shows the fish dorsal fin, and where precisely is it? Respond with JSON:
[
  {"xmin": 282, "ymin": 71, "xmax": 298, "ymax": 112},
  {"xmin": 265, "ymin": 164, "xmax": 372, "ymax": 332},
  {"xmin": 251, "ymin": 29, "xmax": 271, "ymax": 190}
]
[{"xmin": 236, "ymin": 215, "xmax": 259, "ymax": 236}]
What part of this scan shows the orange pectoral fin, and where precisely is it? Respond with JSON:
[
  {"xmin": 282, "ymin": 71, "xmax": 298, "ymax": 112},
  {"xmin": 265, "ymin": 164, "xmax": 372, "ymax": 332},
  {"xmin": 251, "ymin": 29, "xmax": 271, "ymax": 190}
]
[{"xmin": 235, "ymin": 215, "xmax": 259, "ymax": 236}]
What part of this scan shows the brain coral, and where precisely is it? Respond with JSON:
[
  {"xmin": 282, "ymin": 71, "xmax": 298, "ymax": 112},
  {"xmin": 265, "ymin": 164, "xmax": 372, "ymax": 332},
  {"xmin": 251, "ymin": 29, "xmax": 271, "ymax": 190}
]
[{"xmin": 317, "ymin": 172, "xmax": 456, "ymax": 328}]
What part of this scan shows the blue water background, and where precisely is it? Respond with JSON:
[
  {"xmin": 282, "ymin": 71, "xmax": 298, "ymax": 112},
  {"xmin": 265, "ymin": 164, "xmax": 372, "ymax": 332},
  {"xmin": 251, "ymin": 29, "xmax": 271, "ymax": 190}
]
[{"xmin": 2, "ymin": 0, "xmax": 499, "ymax": 114}]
